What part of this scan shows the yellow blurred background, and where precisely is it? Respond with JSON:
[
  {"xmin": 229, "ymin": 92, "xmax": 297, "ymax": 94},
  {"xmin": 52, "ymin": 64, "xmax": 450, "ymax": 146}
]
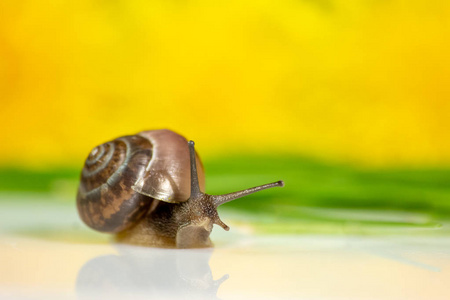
[{"xmin": 0, "ymin": 0, "xmax": 449, "ymax": 169}]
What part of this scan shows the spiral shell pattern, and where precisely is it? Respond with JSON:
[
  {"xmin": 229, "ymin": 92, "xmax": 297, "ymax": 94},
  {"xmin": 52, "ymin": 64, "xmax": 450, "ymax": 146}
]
[{"xmin": 77, "ymin": 135, "xmax": 154, "ymax": 233}]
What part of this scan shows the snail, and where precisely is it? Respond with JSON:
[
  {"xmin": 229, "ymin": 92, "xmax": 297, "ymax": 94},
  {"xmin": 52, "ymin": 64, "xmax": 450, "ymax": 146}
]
[{"xmin": 77, "ymin": 129, "xmax": 284, "ymax": 248}]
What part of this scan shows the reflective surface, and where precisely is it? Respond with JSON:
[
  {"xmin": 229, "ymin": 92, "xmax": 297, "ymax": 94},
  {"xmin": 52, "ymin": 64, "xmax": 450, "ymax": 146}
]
[
  {"xmin": 76, "ymin": 246, "xmax": 227, "ymax": 300},
  {"xmin": 0, "ymin": 201, "xmax": 449, "ymax": 300}
]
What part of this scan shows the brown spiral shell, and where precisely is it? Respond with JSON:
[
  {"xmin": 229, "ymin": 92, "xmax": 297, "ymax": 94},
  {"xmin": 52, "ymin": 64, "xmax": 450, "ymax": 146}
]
[
  {"xmin": 77, "ymin": 129, "xmax": 205, "ymax": 233},
  {"xmin": 77, "ymin": 135, "xmax": 154, "ymax": 233}
]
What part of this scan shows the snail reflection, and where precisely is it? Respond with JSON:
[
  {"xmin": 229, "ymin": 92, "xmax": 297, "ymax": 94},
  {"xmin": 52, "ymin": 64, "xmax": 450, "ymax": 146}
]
[{"xmin": 76, "ymin": 246, "xmax": 228, "ymax": 300}]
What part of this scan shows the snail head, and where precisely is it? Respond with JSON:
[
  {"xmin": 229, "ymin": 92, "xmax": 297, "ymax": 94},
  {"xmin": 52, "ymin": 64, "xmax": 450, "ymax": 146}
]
[{"xmin": 176, "ymin": 141, "xmax": 284, "ymax": 248}]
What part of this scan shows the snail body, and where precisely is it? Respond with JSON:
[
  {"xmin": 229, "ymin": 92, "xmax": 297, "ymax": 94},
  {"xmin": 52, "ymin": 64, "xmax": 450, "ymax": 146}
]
[{"xmin": 77, "ymin": 129, "xmax": 284, "ymax": 248}]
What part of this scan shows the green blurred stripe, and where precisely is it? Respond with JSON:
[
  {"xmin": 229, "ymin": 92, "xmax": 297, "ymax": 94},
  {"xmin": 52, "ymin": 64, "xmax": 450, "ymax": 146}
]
[
  {"xmin": 0, "ymin": 168, "xmax": 79, "ymax": 193},
  {"xmin": 1, "ymin": 155, "xmax": 449, "ymax": 216}
]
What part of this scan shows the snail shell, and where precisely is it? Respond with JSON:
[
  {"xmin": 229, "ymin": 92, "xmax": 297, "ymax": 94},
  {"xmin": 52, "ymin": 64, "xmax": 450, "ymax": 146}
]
[{"xmin": 77, "ymin": 129, "xmax": 205, "ymax": 233}]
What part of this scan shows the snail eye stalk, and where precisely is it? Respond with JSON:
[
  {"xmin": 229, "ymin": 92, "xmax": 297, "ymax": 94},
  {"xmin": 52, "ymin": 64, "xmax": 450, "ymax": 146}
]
[
  {"xmin": 188, "ymin": 141, "xmax": 202, "ymax": 199},
  {"xmin": 211, "ymin": 181, "xmax": 284, "ymax": 207},
  {"xmin": 188, "ymin": 140, "xmax": 284, "ymax": 207}
]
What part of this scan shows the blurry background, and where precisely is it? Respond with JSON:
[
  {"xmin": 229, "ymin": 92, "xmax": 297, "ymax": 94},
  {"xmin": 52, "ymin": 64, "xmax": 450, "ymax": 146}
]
[{"xmin": 0, "ymin": 0, "xmax": 449, "ymax": 235}]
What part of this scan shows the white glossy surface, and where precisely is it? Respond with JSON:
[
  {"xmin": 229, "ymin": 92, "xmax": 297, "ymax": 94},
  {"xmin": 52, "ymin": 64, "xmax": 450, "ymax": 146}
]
[{"xmin": 0, "ymin": 201, "xmax": 449, "ymax": 300}]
